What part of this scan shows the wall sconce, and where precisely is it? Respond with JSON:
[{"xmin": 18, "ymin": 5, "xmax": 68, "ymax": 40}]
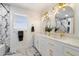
[{"xmin": 58, "ymin": 3, "xmax": 66, "ymax": 8}]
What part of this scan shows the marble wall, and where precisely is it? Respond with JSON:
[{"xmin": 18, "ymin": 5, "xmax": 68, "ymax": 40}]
[{"xmin": 0, "ymin": 4, "xmax": 10, "ymax": 48}]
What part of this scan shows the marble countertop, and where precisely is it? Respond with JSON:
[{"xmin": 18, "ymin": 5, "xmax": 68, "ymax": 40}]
[{"xmin": 35, "ymin": 33, "xmax": 79, "ymax": 48}]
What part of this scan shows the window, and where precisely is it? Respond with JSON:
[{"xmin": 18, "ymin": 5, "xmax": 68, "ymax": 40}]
[{"xmin": 14, "ymin": 14, "xmax": 28, "ymax": 30}]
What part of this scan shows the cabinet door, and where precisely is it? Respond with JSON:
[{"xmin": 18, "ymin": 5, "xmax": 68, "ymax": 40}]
[
  {"xmin": 49, "ymin": 39, "xmax": 64, "ymax": 56},
  {"xmin": 48, "ymin": 38, "xmax": 56, "ymax": 56},
  {"xmin": 38, "ymin": 37, "xmax": 49, "ymax": 56},
  {"xmin": 63, "ymin": 45, "xmax": 79, "ymax": 56},
  {"xmin": 35, "ymin": 35, "xmax": 49, "ymax": 56},
  {"xmin": 47, "ymin": 38, "xmax": 64, "ymax": 56},
  {"xmin": 34, "ymin": 35, "xmax": 41, "ymax": 51},
  {"xmin": 64, "ymin": 47, "xmax": 79, "ymax": 56}
]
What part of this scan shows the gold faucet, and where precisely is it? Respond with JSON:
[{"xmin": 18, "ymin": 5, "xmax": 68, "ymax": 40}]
[{"xmin": 60, "ymin": 32, "xmax": 64, "ymax": 38}]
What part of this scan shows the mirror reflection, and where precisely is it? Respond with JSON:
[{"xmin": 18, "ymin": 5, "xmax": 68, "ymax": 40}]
[
  {"xmin": 55, "ymin": 6, "xmax": 74, "ymax": 33},
  {"xmin": 41, "ymin": 4, "xmax": 74, "ymax": 34}
]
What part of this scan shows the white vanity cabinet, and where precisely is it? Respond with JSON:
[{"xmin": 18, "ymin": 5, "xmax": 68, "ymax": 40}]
[
  {"xmin": 35, "ymin": 35, "xmax": 64, "ymax": 56},
  {"xmin": 35, "ymin": 34, "xmax": 79, "ymax": 56},
  {"xmin": 39, "ymin": 37, "xmax": 64, "ymax": 56},
  {"xmin": 63, "ymin": 44, "xmax": 79, "ymax": 56},
  {"xmin": 35, "ymin": 35, "xmax": 53, "ymax": 56},
  {"xmin": 34, "ymin": 35, "xmax": 44, "ymax": 54},
  {"xmin": 35, "ymin": 35, "xmax": 50, "ymax": 56}
]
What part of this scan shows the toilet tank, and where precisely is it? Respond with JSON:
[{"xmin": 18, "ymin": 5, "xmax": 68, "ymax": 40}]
[{"xmin": 0, "ymin": 44, "xmax": 5, "ymax": 56}]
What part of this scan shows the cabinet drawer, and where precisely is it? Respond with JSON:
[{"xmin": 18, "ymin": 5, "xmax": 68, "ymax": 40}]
[{"xmin": 64, "ymin": 46, "xmax": 79, "ymax": 56}]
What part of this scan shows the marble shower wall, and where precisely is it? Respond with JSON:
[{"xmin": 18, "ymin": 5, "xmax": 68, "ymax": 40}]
[{"xmin": 0, "ymin": 4, "xmax": 10, "ymax": 47}]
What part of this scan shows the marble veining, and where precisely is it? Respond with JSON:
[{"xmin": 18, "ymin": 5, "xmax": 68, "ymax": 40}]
[{"xmin": 0, "ymin": 3, "xmax": 10, "ymax": 55}]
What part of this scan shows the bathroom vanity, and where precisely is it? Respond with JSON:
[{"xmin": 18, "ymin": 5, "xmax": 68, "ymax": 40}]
[{"xmin": 34, "ymin": 33, "xmax": 79, "ymax": 56}]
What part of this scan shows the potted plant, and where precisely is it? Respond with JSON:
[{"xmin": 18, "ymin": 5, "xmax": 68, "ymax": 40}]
[{"xmin": 45, "ymin": 25, "xmax": 53, "ymax": 36}]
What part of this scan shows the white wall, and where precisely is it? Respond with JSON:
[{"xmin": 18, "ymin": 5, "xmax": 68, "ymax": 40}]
[
  {"xmin": 74, "ymin": 4, "xmax": 79, "ymax": 37},
  {"xmin": 10, "ymin": 5, "xmax": 41, "ymax": 53}
]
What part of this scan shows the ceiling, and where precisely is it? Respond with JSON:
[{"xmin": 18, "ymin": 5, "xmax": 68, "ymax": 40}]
[{"xmin": 9, "ymin": 3, "xmax": 56, "ymax": 13}]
